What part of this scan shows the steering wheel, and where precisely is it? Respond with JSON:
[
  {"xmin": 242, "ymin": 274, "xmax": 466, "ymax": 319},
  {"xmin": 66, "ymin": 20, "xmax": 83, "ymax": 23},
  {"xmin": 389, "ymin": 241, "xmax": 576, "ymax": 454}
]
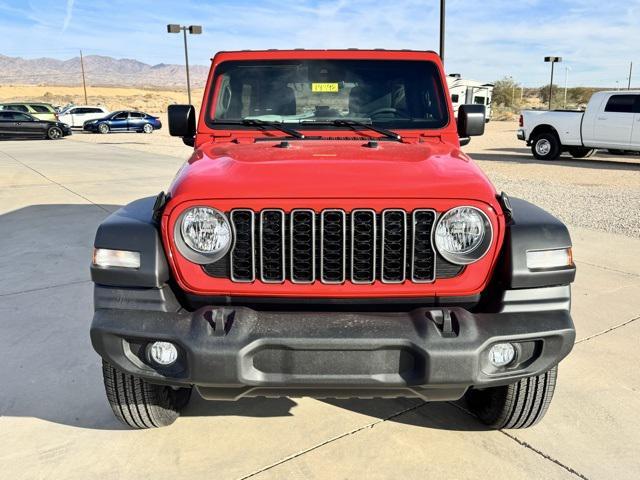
[{"xmin": 369, "ymin": 107, "xmax": 410, "ymax": 118}]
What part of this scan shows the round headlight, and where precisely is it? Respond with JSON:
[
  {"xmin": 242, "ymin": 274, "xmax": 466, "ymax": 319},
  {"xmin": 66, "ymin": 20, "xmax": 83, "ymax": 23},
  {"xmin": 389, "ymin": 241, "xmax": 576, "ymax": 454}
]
[
  {"xmin": 175, "ymin": 207, "xmax": 232, "ymax": 264},
  {"xmin": 434, "ymin": 206, "xmax": 492, "ymax": 265}
]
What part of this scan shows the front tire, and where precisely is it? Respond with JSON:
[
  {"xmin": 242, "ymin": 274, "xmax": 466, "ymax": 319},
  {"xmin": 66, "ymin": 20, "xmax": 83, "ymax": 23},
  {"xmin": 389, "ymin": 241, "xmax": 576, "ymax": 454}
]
[
  {"xmin": 102, "ymin": 361, "xmax": 192, "ymax": 429},
  {"xmin": 531, "ymin": 133, "xmax": 561, "ymax": 160},
  {"xmin": 142, "ymin": 123, "xmax": 154, "ymax": 134},
  {"xmin": 465, "ymin": 366, "xmax": 558, "ymax": 429},
  {"xmin": 569, "ymin": 147, "xmax": 595, "ymax": 158},
  {"xmin": 47, "ymin": 126, "xmax": 63, "ymax": 140},
  {"xmin": 98, "ymin": 123, "xmax": 110, "ymax": 134}
]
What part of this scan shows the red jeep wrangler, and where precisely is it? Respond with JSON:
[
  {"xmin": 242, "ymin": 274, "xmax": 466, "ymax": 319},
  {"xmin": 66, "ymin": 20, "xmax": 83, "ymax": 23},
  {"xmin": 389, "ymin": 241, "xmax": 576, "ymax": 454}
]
[{"xmin": 90, "ymin": 50, "xmax": 576, "ymax": 429}]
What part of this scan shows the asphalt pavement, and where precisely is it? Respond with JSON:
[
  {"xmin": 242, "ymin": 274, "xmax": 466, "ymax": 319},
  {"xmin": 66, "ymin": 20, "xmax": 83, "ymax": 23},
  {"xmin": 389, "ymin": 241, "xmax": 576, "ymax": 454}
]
[{"xmin": 0, "ymin": 128, "xmax": 639, "ymax": 479}]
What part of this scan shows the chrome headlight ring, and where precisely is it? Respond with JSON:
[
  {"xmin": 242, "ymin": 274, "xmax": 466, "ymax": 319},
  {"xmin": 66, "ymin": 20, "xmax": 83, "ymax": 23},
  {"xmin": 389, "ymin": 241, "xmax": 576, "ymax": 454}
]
[
  {"xmin": 434, "ymin": 206, "xmax": 493, "ymax": 265},
  {"xmin": 173, "ymin": 206, "xmax": 233, "ymax": 264}
]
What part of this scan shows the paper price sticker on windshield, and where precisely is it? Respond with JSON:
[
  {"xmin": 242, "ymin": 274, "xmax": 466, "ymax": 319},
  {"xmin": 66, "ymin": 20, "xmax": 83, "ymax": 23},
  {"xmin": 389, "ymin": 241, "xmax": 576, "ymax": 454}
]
[{"xmin": 311, "ymin": 83, "xmax": 339, "ymax": 93}]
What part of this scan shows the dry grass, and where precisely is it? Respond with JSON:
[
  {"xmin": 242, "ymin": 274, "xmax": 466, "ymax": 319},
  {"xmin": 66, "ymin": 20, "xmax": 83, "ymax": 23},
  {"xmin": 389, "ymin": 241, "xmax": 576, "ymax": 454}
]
[{"xmin": 0, "ymin": 85, "xmax": 205, "ymax": 114}]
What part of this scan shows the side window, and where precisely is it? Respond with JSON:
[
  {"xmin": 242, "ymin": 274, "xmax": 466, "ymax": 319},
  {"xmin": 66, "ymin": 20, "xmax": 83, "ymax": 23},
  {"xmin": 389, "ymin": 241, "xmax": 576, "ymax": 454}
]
[
  {"xmin": 113, "ymin": 112, "xmax": 128, "ymax": 120},
  {"xmin": 604, "ymin": 95, "xmax": 636, "ymax": 113},
  {"xmin": 473, "ymin": 96, "xmax": 485, "ymax": 105},
  {"xmin": 451, "ymin": 94, "xmax": 459, "ymax": 103},
  {"xmin": 129, "ymin": 112, "xmax": 144, "ymax": 118},
  {"xmin": 12, "ymin": 105, "xmax": 29, "ymax": 112},
  {"xmin": 68, "ymin": 108, "xmax": 78, "ymax": 114},
  {"xmin": 0, "ymin": 111, "xmax": 12, "ymax": 120},
  {"xmin": 14, "ymin": 113, "xmax": 33, "ymax": 121},
  {"xmin": 30, "ymin": 105, "xmax": 50, "ymax": 113},
  {"xmin": 87, "ymin": 108, "xmax": 102, "ymax": 114}
]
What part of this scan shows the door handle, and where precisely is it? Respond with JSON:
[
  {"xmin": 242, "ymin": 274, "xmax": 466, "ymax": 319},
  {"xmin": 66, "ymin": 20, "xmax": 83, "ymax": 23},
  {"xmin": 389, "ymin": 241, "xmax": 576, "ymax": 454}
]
[{"xmin": 597, "ymin": 116, "xmax": 607, "ymax": 120}]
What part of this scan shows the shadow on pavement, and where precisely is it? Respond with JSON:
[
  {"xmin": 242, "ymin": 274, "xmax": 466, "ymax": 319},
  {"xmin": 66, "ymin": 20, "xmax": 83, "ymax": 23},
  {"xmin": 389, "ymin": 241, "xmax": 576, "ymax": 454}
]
[
  {"xmin": 468, "ymin": 147, "xmax": 640, "ymax": 170},
  {"xmin": 0, "ymin": 204, "xmax": 483, "ymax": 432}
]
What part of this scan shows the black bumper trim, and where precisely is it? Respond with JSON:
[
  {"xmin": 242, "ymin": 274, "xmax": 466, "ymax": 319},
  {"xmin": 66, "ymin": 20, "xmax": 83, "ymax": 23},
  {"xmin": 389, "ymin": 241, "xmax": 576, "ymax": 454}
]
[{"xmin": 91, "ymin": 302, "xmax": 575, "ymax": 401}]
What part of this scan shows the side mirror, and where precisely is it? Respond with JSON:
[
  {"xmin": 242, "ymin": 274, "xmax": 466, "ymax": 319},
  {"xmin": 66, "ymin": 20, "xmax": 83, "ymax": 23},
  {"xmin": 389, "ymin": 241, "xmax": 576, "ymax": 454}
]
[
  {"xmin": 457, "ymin": 104, "xmax": 486, "ymax": 146},
  {"xmin": 168, "ymin": 104, "xmax": 196, "ymax": 147}
]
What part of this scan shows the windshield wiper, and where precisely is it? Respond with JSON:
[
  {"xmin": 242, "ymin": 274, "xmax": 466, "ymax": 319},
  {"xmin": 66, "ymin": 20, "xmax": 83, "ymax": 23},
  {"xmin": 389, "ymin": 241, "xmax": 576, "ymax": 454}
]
[{"xmin": 241, "ymin": 118, "xmax": 305, "ymax": 139}]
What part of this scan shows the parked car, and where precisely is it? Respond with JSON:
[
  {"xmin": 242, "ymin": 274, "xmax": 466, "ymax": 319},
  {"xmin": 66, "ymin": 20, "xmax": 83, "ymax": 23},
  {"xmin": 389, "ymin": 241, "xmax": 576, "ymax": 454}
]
[
  {"xmin": 83, "ymin": 110, "xmax": 162, "ymax": 134},
  {"xmin": 518, "ymin": 91, "xmax": 640, "ymax": 160},
  {"xmin": 0, "ymin": 110, "xmax": 72, "ymax": 139},
  {"xmin": 0, "ymin": 102, "xmax": 58, "ymax": 122},
  {"xmin": 90, "ymin": 49, "xmax": 576, "ymax": 430},
  {"xmin": 57, "ymin": 105, "xmax": 110, "ymax": 128}
]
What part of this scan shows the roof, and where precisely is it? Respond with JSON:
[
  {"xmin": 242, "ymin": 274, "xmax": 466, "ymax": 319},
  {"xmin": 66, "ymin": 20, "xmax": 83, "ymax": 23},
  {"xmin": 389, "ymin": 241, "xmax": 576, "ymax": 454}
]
[{"xmin": 210, "ymin": 49, "xmax": 442, "ymax": 63}]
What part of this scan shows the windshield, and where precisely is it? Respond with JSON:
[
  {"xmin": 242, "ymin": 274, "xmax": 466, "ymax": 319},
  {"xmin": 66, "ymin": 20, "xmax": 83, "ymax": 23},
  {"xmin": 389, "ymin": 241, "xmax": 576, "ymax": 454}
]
[{"xmin": 206, "ymin": 59, "xmax": 448, "ymax": 130}]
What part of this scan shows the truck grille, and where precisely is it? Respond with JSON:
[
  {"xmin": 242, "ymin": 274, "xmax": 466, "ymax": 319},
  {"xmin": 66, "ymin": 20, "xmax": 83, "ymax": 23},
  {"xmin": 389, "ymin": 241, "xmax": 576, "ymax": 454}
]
[{"xmin": 223, "ymin": 208, "xmax": 442, "ymax": 284}]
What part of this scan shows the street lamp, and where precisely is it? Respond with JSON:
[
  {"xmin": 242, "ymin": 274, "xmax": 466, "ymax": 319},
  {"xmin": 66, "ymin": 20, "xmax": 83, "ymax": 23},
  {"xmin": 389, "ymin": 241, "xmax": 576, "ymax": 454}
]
[
  {"xmin": 544, "ymin": 56, "xmax": 562, "ymax": 110},
  {"xmin": 439, "ymin": 0, "xmax": 446, "ymax": 63},
  {"xmin": 563, "ymin": 66, "xmax": 571, "ymax": 109},
  {"xmin": 167, "ymin": 24, "xmax": 202, "ymax": 105}
]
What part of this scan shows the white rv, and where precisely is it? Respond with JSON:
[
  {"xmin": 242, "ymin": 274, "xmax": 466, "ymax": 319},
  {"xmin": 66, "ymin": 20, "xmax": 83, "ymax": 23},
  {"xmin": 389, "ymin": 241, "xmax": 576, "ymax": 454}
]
[{"xmin": 447, "ymin": 74, "xmax": 494, "ymax": 121}]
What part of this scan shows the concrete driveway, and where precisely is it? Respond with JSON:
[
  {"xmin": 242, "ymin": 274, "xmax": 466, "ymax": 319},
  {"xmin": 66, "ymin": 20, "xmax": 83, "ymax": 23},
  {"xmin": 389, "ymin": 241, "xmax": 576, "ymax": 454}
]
[{"xmin": 1, "ymin": 126, "xmax": 639, "ymax": 479}]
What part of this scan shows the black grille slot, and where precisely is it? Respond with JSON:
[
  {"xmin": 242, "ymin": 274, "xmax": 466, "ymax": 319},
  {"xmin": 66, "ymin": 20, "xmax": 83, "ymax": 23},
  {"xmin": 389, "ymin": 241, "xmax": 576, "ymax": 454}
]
[
  {"xmin": 411, "ymin": 210, "xmax": 436, "ymax": 282},
  {"xmin": 212, "ymin": 208, "xmax": 457, "ymax": 284},
  {"xmin": 381, "ymin": 210, "xmax": 407, "ymax": 283},
  {"xmin": 260, "ymin": 210, "xmax": 285, "ymax": 282},
  {"xmin": 351, "ymin": 210, "xmax": 376, "ymax": 283},
  {"xmin": 290, "ymin": 210, "xmax": 315, "ymax": 283},
  {"xmin": 321, "ymin": 210, "xmax": 346, "ymax": 283},
  {"xmin": 230, "ymin": 210, "xmax": 255, "ymax": 282}
]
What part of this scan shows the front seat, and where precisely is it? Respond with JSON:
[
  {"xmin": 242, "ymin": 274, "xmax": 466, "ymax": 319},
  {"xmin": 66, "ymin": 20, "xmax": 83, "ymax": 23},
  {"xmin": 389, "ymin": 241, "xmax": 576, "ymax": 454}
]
[{"xmin": 252, "ymin": 84, "xmax": 296, "ymax": 116}]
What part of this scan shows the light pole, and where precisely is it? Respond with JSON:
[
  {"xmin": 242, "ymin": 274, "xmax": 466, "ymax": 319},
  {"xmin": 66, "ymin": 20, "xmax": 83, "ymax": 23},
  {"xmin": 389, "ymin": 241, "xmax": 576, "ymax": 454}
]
[
  {"xmin": 439, "ymin": 0, "xmax": 446, "ymax": 63},
  {"xmin": 563, "ymin": 66, "xmax": 571, "ymax": 109},
  {"xmin": 544, "ymin": 56, "xmax": 562, "ymax": 110},
  {"xmin": 167, "ymin": 24, "xmax": 202, "ymax": 105}
]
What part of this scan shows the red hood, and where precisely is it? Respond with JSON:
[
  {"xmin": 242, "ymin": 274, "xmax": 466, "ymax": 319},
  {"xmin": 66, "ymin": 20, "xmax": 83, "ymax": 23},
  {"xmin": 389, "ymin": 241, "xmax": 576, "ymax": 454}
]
[{"xmin": 168, "ymin": 139, "xmax": 498, "ymax": 205}]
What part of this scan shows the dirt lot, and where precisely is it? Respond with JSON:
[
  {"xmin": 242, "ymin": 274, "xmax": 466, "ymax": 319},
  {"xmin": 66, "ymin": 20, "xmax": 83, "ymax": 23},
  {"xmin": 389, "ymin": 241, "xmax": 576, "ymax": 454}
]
[{"xmin": 1, "ymin": 121, "xmax": 639, "ymax": 479}]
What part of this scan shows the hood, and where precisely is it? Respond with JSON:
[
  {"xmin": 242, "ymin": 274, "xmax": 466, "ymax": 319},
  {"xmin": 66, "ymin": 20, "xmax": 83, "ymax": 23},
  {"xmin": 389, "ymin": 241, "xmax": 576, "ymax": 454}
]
[{"xmin": 168, "ymin": 139, "xmax": 498, "ymax": 204}]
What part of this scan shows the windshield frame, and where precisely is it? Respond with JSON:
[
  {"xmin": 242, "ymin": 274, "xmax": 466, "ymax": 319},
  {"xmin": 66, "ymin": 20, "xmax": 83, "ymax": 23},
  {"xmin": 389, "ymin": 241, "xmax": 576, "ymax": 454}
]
[{"xmin": 204, "ymin": 58, "xmax": 451, "ymax": 133}]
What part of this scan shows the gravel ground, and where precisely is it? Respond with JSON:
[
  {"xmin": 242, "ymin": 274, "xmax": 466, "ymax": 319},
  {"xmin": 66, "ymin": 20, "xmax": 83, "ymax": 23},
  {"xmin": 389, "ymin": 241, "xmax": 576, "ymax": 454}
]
[{"xmin": 68, "ymin": 119, "xmax": 640, "ymax": 238}]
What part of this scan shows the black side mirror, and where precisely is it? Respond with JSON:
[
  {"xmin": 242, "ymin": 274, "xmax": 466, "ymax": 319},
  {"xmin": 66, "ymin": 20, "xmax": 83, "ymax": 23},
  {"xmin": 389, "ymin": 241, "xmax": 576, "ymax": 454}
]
[
  {"xmin": 168, "ymin": 104, "xmax": 196, "ymax": 147},
  {"xmin": 457, "ymin": 104, "xmax": 486, "ymax": 146}
]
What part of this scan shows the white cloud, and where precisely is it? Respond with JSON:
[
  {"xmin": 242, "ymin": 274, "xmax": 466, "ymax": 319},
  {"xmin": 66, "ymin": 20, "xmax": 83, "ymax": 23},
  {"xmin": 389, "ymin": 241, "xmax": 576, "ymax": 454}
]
[{"xmin": 62, "ymin": 0, "xmax": 74, "ymax": 31}]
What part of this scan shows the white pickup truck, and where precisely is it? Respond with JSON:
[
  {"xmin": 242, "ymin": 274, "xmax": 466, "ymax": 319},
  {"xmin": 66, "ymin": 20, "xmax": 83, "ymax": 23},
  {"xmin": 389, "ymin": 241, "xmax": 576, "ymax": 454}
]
[{"xmin": 517, "ymin": 91, "xmax": 640, "ymax": 160}]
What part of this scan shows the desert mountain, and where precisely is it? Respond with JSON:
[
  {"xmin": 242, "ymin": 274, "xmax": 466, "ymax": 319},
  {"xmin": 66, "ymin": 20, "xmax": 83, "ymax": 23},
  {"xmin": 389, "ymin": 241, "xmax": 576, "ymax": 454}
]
[{"xmin": 0, "ymin": 54, "xmax": 208, "ymax": 88}]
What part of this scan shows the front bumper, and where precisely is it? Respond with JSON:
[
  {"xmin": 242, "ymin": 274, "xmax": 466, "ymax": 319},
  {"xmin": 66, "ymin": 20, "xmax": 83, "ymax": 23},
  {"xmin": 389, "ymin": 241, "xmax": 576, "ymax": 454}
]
[
  {"xmin": 90, "ymin": 290, "xmax": 575, "ymax": 401},
  {"xmin": 517, "ymin": 129, "xmax": 526, "ymax": 141}
]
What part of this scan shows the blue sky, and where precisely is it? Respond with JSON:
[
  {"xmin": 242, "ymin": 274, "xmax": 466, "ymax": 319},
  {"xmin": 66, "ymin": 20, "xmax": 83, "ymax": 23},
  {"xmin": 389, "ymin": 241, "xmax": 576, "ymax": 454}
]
[{"xmin": 0, "ymin": 0, "xmax": 638, "ymax": 87}]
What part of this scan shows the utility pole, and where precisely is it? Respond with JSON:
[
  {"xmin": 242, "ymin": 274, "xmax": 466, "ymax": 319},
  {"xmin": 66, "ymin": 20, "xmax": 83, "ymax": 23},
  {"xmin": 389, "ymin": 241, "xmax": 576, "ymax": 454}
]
[
  {"xmin": 167, "ymin": 24, "xmax": 202, "ymax": 105},
  {"xmin": 79, "ymin": 49, "xmax": 88, "ymax": 104},
  {"xmin": 563, "ymin": 66, "xmax": 569, "ymax": 109},
  {"xmin": 629, "ymin": 62, "xmax": 633, "ymax": 90},
  {"xmin": 439, "ymin": 0, "xmax": 446, "ymax": 63}
]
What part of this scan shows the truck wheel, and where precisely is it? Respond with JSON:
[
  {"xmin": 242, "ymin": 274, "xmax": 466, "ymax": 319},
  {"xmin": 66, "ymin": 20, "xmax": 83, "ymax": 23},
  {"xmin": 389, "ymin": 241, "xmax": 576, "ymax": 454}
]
[
  {"xmin": 569, "ymin": 147, "xmax": 595, "ymax": 158},
  {"xmin": 465, "ymin": 366, "xmax": 557, "ymax": 429},
  {"xmin": 531, "ymin": 133, "xmax": 561, "ymax": 160},
  {"xmin": 102, "ymin": 361, "xmax": 192, "ymax": 429}
]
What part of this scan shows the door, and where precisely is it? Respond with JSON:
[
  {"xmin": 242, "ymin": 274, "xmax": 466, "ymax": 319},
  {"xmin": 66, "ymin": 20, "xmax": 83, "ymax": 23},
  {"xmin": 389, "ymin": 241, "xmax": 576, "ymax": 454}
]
[
  {"xmin": 631, "ymin": 95, "xmax": 640, "ymax": 150},
  {"xmin": 110, "ymin": 112, "xmax": 129, "ymax": 130},
  {"xmin": 84, "ymin": 108, "xmax": 107, "ymax": 123},
  {"xmin": 0, "ymin": 111, "xmax": 17, "ymax": 137},
  {"xmin": 592, "ymin": 94, "xmax": 636, "ymax": 147},
  {"xmin": 13, "ymin": 113, "xmax": 47, "ymax": 138},
  {"xmin": 127, "ymin": 111, "xmax": 146, "ymax": 131}
]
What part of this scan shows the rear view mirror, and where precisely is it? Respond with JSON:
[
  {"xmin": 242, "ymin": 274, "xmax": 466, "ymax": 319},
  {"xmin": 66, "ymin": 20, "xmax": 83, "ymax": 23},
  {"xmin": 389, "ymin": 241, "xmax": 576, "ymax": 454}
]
[
  {"xmin": 457, "ymin": 104, "xmax": 486, "ymax": 146},
  {"xmin": 168, "ymin": 104, "xmax": 196, "ymax": 147}
]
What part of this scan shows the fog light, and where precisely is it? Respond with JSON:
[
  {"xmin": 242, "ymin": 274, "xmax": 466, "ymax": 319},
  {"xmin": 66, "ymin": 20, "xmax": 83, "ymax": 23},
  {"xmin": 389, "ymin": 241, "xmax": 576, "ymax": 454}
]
[
  {"xmin": 147, "ymin": 341, "xmax": 178, "ymax": 366},
  {"xmin": 489, "ymin": 343, "xmax": 516, "ymax": 367}
]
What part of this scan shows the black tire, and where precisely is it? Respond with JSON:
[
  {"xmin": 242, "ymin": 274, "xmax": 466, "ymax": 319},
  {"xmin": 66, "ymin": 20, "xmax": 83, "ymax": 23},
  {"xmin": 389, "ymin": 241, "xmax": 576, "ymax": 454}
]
[
  {"xmin": 102, "ymin": 361, "xmax": 192, "ymax": 429},
  {"xmin": 465, "ymin": 366, "xmax": 558, "ymax": 429},
  {"xmin": 98, "ymin": 123, "xmax": 110, "ymax": 134},
  {"xmin": 47, "ymin": 126, "xmax": 63, "ymax": 140},
  {"xmin": 569, "ymin": 147, "xmax": 595, "ymax": 158},
  {"xmin": 531, "ymin": 133, "xmax": 561, "ymax": 160}
]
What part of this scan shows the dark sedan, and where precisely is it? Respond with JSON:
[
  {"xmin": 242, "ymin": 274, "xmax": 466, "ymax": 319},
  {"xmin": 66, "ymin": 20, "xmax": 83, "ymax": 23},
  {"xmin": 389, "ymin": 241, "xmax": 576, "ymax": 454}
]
[
  {"xmin": 0, "ymin": 110, "xmax": 72, "ymax": 140},
  {"xmin": 83, "ymin": 110, "xmax": 162, "ymax": 134}
]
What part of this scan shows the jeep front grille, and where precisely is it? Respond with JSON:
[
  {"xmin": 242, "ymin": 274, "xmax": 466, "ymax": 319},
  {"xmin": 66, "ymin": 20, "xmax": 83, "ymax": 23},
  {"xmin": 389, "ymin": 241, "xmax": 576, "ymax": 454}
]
[{"xmin": 225, "ymin": 208, "xmax": 439, "ymax": 284}]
